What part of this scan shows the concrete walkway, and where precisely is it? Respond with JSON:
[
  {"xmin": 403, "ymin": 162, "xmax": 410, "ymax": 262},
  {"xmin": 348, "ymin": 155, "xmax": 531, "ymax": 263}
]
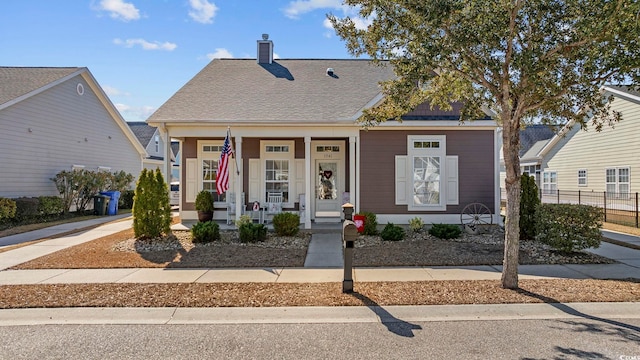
[{"xmin": 1, "ymin": 216, "xmax": 640, "ymax": 284}]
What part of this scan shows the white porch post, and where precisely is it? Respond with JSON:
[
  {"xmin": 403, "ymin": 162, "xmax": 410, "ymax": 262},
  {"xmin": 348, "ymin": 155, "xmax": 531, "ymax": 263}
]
[
  {"xmin": 349, "ymin": 136, "xmax": 356, "ymax": 209},
  {"xmin": 355, "ymin": 134, "xmax": 361, "ymax": 214},
  {"xmin": 304, "ymin": 136, "xmax": 312, "ymax": 229},
  {"xmin": 162, "ymin": 124, "xmax": 172, "ymax": 186},
  {"xmin": 235, "ymin": 136, "xmax": 243, "ymax": 223}
]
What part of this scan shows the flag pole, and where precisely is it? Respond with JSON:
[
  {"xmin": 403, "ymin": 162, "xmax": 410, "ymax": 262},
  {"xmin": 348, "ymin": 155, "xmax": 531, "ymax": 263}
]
[{"xmin": 227, "ymin": 126, "xmax": 240, "ymax": 175}]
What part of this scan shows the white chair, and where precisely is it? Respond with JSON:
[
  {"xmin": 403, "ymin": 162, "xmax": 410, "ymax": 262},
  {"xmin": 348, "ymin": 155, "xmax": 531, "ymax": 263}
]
[
  {"xmin": 226, "ymin": 193, "xmax": 245, "ymax": 224},
  {"xmin": 264, "ymin": 192, "xmax": 283, "ymax": 223}
]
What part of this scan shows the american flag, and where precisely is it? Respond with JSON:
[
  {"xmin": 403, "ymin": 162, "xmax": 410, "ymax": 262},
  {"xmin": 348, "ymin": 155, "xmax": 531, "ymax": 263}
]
[{"xmin": 216, "ymin": 129, "xmax": 233, "ymax": 195}]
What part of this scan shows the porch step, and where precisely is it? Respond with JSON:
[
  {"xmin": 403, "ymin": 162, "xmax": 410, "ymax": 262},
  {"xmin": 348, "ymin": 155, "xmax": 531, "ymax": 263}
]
[{"xmin": 313, "ymin": 216, "xmax": 342, "ymax": 223}]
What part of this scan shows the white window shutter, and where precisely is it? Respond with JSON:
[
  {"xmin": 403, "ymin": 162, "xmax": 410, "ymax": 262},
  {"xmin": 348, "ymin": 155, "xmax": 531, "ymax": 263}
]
[
  {"xmin": 395, "ymin": 155, "xmax": 408, "ymax": 205},
  {"xmin": 185, "ymin": 158, "xmax": 197, "ymax": 203},
  {"xmin": 248, "ymin": 159, "xmax": 260, "ymax": 202},
  {"xmin": 446, "ymin": 155, "xmax": 459, "ymax": 205}
]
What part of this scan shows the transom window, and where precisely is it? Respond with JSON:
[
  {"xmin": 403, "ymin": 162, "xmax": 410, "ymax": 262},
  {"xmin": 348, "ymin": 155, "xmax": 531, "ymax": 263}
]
[
  {"xmin": 266, "ymin": 145, "xmax": 289, "ymax": 153},
  {"xmin": 413, "ymin": 141, "xmax": 440, "ymax": 149},
  {"xmin": 316, "ymin": 145, "xmax": 340, "ymax": 152}
]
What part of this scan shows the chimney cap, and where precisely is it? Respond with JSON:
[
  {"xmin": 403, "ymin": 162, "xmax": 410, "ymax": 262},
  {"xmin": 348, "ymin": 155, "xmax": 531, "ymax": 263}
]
[{"xmin": 262, "ymin": 34, "xmax": 269, "ymax": 40}]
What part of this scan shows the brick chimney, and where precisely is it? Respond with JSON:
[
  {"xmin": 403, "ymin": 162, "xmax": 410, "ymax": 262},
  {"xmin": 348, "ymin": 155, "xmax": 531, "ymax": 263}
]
[{"xmin": 257, "ymin": 34, "xmax": 273, "ymax": 64}]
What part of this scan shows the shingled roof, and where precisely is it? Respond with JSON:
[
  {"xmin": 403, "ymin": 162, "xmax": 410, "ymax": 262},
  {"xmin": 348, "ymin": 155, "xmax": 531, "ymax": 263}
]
[
  {"xmin": 127, "ymin": 121, "xmax": 157, "ymax": 148},
  {"xmin": 0, "ymin": 67, "xmax": 82, "ymax": 107},
  {"xmin": 519, "ymin": 124, "xmax": 557, "ymax": 156},
  {"xmin": 147, "ymin": 59, "xmax": 395, "ymax": 123}
]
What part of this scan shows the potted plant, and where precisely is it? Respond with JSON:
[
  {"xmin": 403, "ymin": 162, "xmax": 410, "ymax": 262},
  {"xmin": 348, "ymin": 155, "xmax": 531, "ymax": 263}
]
[{"xmin": 195, "ymin": 190, "xmax": 214, "ymax": 222}]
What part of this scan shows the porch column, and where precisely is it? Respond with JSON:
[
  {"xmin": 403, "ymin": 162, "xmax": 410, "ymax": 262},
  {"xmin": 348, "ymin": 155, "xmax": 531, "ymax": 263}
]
[
  {"xmin": 304, "ymin": 136, "xmax": 311, "ymax": 229},
  {"xmin": 355, "ymin": 134, "xmax": 361, "ymax": 214},
  {"xmin": 162, "ymin": 124, "xmax": 172, "ymax": 186},
  {"xmin": 235, "ymin": 136, "xmax": 243, "ymax": 222},
  {"xmin": 349, "ymin": 136, "xmax": 356, "ymax": 211}
]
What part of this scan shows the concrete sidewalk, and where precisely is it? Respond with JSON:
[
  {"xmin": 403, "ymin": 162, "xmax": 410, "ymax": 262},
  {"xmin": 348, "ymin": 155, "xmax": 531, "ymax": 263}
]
[{"xmin": 1, "ymin": 216, "xmax": 640, "ymax": 284}]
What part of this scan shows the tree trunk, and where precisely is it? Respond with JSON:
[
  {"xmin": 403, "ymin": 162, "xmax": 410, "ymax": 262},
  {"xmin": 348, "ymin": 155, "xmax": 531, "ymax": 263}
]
[{"xmin": 501, "ymin": 116, "xmax": 521, "ymax": 289}]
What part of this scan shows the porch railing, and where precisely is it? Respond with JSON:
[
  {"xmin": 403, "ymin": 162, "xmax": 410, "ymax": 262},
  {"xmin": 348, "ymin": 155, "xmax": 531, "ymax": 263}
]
[{"xmin": 500, "ymin": 188, "xmax": 640, "ymax": 228}]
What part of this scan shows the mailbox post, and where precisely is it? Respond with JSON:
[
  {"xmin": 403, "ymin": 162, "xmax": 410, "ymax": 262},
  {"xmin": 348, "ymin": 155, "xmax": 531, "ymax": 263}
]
[{"xmin": 342, "ymin": 203, "xmax": 357, "ymax": 293}]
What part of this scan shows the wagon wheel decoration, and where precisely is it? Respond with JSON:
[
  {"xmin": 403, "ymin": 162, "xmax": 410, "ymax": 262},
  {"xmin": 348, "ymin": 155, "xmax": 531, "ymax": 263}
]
[{"xmin": 460, "ymin": 202, "xmax": 493, "ymax": 227}]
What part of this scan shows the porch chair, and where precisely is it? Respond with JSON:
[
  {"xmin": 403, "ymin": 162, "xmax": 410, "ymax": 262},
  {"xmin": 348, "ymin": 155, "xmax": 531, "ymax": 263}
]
[
  {"xmin": 264, "ymin": 192, "xmax": 283, "ymax": 223},
  {"xmin": 226, "ymin": 193, "xmax": 246, "ymax": 224}
]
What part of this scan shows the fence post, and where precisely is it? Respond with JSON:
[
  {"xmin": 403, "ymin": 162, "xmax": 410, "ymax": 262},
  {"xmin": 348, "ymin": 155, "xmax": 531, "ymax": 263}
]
[
  {"xmin": 636, "ymin": 192, "xmax": 638, "ymax": 228},
  {"xmin": 603, "ymin": 191, "xmax": 607, "ymax": 223},
  {"xmin": 578, "ymin": 190, "xmax": 581, "ymax": 205},
  {"xmin": 557, "ymin": 189, "xmax": 560, "ymax": 204}
]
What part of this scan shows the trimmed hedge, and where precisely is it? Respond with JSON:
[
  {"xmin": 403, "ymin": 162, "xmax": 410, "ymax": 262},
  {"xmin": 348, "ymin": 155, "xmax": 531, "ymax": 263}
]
[
  {"xmin": 191, "ymin": 221, "xmax": 220, "ymax": 243},
  {"xmin": 380, "ymin": 222, "xmax": 405, "ymax": 241},
  {"xmin": 272, "ymin": 212, "xmax": 300, "ymax": 236}
]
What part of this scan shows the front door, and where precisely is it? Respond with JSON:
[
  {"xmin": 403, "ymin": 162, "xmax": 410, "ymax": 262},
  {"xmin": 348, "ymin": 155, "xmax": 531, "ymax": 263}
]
[{"xmin": 312, "ymin": 141, "xmax": 344, "ymax": 219}]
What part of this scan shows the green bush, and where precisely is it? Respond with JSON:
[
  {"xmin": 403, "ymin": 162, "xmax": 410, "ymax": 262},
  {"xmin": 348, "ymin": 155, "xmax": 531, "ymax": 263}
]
[
  {"xmin": 535, "ymin": 203, "xmax": 603, "ymax": 252},
  {"xmin": 0, "ymin": 198, "xmax": 17, "ymax": 221},
  {"xmin": 520, "ymin": 174, "xmax": 540, "ymax": 240},
  {"xmin": 272, "ymin": 212, "xmax": 300, "ymax": 236},
  {"xmin": 408, "ymin": 217, "xmax": 424, "ymax": 232},
  {"xmin": 359, "ymin": 211, "xmax": 379, "ymax": 235},
  {"xmin": 132, "ymin": 168, "xmax": 172, "ymax": 239},
  {"xmin": 38, "ymin": 196, "xmax": 63, "ymax": 216},
  {"xmin": 195, "ymin": 190, "xmax": 215, "ymax": 212},
  {"xmin": 380, "ymin": 222, "xmax": 405, "ymax": 241},
  {"xmin": 119, "ymin": 190, "xmax": 135, "ymax": 209},
  {"xmin": 234, "ymin": 214, "xmax": 252, "ymax": 227},
  {"xmin": 14, "ymin": 197, "xmax": 40, "ymax": 221},
  {"xmin": 428, "ymin": 223, "xmax": 462, "ymax": 239},
  {"xmin": 191, "ymin": 221, "xmax": 220, "ymax": 243},
  {"xmin": 239, "ymin": 222, "xmax": 267, "ymax": 243}
]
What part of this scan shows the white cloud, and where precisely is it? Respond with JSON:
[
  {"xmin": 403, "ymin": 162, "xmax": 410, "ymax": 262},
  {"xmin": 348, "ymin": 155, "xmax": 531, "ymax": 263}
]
[
  {"xmin": 103, "ymin": 85, "xmax": 129, "ymax": 97},
  {"xmin": 284, "ymin": 0, "xmax": 342, "ymax": 19},
  {"xmin": 322, "ymin": 9, "xmax": 372, "ymax": 32},
  {"xmin": 98, "ymin": 0, "xmax": 140, "ymax": 21},
  {"xmin": 114, "ymin": 38, "xmax": 177, "ymax": 51},
  {"xmin": 116, "ymin": 103, "xmax": 157, "ymax": 121},
  {"xmin": 188, "ymin": 0, "xmax": 218, "ymax": 24},
  {"xmin": 273, "ymin": 52, "xmax": 280, "ymax": 60},
  {"xmin": 206, "ymin": 48, "xmax": 233, "ymax": 60}
]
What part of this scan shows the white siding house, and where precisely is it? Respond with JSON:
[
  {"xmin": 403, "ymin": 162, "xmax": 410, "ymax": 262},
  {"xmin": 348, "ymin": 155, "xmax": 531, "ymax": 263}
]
[
  {"xmin": 542, "ymin": 86, "xmax": 640, "ymax": 195},
  {"xmin": 127, "ymin": 122, "xmax": 169, "ymax": 172},
  {"xmin": 0, "ymin": 67, "xmax": 147, "ymax": 198}
]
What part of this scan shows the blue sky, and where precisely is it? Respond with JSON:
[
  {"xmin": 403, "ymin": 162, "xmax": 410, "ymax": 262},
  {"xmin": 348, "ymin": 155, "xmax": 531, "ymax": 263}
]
[{"xmin": 1, "ymin": 0, "xmax": 370, "ymax": 121}]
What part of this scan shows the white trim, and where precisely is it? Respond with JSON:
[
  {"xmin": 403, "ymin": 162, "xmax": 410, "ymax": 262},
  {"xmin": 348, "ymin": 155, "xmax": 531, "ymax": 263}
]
[
  {"xmin": 603, "ymin": 86, "xmax": 640, "ymax": 104},
  {"xmin": 369, "ymin": 120, "xmax": 497, "ymax": 129},
  {"xmin": 407, "ymin": 135, "xmax": 447, "ymax": 211}
]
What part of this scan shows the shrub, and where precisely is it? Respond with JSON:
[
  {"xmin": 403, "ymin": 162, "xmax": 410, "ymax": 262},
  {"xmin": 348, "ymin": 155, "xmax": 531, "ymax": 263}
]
[
  {"xmin": 195, "ymin": 190, "xmax": 215, "ymax": 212},
  {"xmin": 239, "ymin": 222, "xmax": 267, "ymax": 243},
  {"xmin": 380, "ymin": 222, "xmax": 405, "ymax": 241},
  {"xmin": 234, "ymin": 214, "xmax": 252, "ymax": 227},
  {"xmin": 428, "ymin": 223, "xmax": 462, "ymax": 239},
  {"xmin": 132, "ymin": 168, "xmax": 172, "ymax": 239},
  {"xmin": 408, "ymin": 217, "xmax": 424, "ymax": 232},
  {"xmin": 535, "ymin": 203, "xmax": 603, "ymax": 252},
  {"xmin": 520, "ymin": 174, "xmax": 540, "ymax": 240},
  {"xmin": 38, "ymin": 196, "xmax": 64, "ymax": 216},
  {"xmin": 0, "ymin": 198, "xmax": 17, "ymax": 221},
  {"xmin": 191, "ymin": 221, "xmax": 220, "ymax": 243},
  {"xmin": 119, "ymin": 190, "xmax": 135, "ymax": 209},
  {"xmin": 14, "ymin": 197, "xmax": 40, "ymax": 222},
  {"xmin": 272, "ymin": 212, "xmax": 300, "ymax": 236},
  {"xmin": 360, "ymin": 211, "xmax": 378, "ymax": 235}
]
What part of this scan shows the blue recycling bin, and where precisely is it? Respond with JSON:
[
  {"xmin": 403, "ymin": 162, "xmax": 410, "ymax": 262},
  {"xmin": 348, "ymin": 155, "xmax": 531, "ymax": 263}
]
[{"xmin": 101, "ymin": 191, "xmax": 121, "ymax": 215}]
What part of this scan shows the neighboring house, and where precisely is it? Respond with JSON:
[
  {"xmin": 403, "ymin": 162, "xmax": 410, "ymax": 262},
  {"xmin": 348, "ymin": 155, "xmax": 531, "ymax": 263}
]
[
  {"xmin": 539, "ymin": 86, "xmax": 640, "ymax": 196},
  {"xmin": 128, "ymin": 121, "xmax": 173, "ymax": 173},
  {"xmin": 147, "ymin": 36, "xmax": 500, "ymax": 228},
  {"xmin": 499, "ymin": 124, "xmax": 557, "ymax": 190},
  {"xmin": 0, "ymin": 67, "xmax": 147, "ymax": 198}
]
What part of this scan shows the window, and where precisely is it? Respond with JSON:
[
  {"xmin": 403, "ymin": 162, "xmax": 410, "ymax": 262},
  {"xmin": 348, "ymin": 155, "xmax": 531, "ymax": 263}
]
[
  {"xmin": 198, "ymin": 141, "xmax": 226, "ymax": 202},
  {"xmin": 407, "ymin": 135, "xmax": 446, "ymax": 210},
  {"xmin": 542, "ymin": 171, "xmax": 557, "ymax": 195},
  {"xmin": 155, "ymin": 135, "xmax": 159, "ymax": 153},
  {"xmin": 606, "ymin": 167, "xmax": 630, "ymax": 198},
  {"xmin": 261, "ymin": 141, "xmax": 294, "ymax": 205},
  {"xmin": 577, "ymin": 169, "xmax": 587, "ymax": 186},
  {"xmin": 523, "ymin": 165, "xmax": 541, "ymax": 175}
]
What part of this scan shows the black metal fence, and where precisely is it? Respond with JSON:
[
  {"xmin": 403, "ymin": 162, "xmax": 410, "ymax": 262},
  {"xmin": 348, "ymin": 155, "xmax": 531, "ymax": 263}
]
[{"xmin": 500, "ymin": 188, "xmax": 640, "ymax": 228}]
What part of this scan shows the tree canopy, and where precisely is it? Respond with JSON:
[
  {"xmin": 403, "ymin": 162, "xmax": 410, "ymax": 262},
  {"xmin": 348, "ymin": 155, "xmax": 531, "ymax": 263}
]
[{"xmin": 329, "ymin": 0, "xmax": 640, "ymax": 288}]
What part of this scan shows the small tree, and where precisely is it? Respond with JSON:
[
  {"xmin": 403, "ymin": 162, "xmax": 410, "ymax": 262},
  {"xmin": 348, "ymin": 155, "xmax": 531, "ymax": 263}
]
[
  {"xmin": 520, "ymin": 174, "xmax": 540, "ymax": 240},
  {"xmin": 133, "ymin": 168, "xmax": 172, "ymax": 239}
]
